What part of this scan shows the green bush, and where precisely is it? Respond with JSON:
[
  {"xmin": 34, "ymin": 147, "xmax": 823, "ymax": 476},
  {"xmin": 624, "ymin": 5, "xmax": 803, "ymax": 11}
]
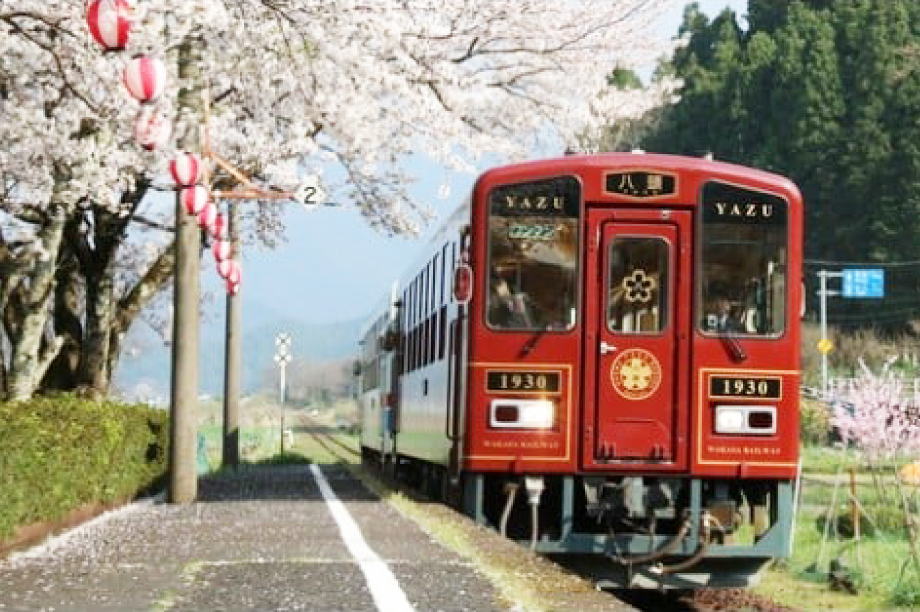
[
  {"xmin": 0, "ymin": 395, "xmax": 168, "ymax": 540},
  {"xmin": 800, "ymin": 398, "xmax": 831, "ymax": 446}
]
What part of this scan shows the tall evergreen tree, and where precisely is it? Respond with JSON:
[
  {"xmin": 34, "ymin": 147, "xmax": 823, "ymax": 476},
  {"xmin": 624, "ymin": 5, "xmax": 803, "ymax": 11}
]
[{"xmin": 642, "ymin": 0, "xmax": 920, "ymax": 328}]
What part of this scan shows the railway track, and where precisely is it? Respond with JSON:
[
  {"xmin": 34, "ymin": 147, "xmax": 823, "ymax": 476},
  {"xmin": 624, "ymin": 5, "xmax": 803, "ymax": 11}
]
[{"xmin": 295, "ymin": 415, "xmax": 361, "ymax": 462}]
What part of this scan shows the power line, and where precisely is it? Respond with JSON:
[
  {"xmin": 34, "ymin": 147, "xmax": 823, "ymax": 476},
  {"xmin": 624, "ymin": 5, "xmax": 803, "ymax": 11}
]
[{"xmin": 805, "ymin": 259, "xmax": 920, "ymax": 268}]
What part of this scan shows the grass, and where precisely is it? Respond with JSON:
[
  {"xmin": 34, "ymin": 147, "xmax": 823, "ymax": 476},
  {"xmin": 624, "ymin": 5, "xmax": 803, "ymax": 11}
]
[{"xmin": 753, "ymin": 445, "xmax": 920, "ymax": 610}]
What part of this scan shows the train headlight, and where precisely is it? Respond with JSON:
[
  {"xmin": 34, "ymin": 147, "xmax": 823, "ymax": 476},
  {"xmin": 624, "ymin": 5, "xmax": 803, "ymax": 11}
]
[
  {"xmin": 489, "ymin": 399, "xmax": 555, "ymax": 429},
  {"xmin": 714, "ymin": 405, "xmax": 776, "ymax": 435}
]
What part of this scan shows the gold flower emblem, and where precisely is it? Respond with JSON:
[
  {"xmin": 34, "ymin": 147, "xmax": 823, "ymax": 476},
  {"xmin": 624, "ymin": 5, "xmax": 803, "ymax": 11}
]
[{"xmin": 621, "ymin": 269, "xmax": 656, "ymax": 303}]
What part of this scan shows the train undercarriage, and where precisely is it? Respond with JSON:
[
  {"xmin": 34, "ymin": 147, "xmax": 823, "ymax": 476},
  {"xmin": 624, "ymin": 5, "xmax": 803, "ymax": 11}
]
[{"xmin": 363, "ymin": 447, "xmax": 794, "ymax": 589}]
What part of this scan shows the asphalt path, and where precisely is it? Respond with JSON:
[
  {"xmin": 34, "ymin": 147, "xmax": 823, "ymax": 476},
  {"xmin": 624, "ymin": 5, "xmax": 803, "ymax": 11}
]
[{"xmin": 0, "ymin": 464, "xmax": 505, "ymax": 611}]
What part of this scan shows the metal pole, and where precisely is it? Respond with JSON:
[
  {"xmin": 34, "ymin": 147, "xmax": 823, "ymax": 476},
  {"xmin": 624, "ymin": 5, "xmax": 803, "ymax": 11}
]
[
  {"xmin": 819, "ymin": 270, "xmax": 828, "ymax": 397},
  {"xmin": 168, "ymin": 40, "xmax": 201, "ymax": 504},
  {"xmin": 222, "ymin": 202, "xmax": 241, "ymax": 468}
]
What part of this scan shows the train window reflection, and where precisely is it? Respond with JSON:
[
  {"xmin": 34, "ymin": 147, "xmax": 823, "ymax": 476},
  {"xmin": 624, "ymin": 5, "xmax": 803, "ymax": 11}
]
[
  {"xmin": 486, "ymin": 177, "xmax": 581, "ymax": 331},
  {"xmin": 700, "ymin": 183, "xmax": 788, "ymax": 337},
  {"xmin": 607, "ymin": 237, "xmax": 668, "ymax": 334}
]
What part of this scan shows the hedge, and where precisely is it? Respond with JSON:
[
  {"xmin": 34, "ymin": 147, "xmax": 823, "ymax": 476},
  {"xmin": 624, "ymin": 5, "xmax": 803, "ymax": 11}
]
[{"xmin": 0, "ymin": 395, "xmax": 168, "ymax": 539}]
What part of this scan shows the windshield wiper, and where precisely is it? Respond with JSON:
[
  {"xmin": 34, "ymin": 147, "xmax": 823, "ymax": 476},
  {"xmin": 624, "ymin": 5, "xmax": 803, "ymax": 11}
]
[
  {"xmin": 519, "ymin": 326, "xmax": 550, "ymax": 358},
  {"xmin": 716, "ymin": 325, "xmax": 748, "ymax": 362}
]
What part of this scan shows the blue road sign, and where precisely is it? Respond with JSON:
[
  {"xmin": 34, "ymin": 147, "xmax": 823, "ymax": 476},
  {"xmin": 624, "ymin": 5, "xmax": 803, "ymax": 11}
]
[{"xmin": 842, "ymin": 268, "xmax": 885, "ymax": 298}]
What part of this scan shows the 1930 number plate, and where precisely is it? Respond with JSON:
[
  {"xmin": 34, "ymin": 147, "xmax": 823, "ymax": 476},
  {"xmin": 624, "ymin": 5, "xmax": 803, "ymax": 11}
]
[
  {"xmin": 487, "ymin": 370, "xmax": 561, "ymax": 393},
  {"xmin": 709, "ymin": 375, "xmax": 782, "ymax": 399}
]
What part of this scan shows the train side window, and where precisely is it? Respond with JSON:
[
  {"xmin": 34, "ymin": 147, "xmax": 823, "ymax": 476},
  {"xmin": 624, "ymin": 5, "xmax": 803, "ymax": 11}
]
[
  {"xmin": 441, "ymin": 244, "xmax": 449, "ymax": 306},
  {"xmin": 441, "ymin": 309, "xmax": 447, "ymax": 359},
  {"xmin": 431, "ymin": 254, "xmax": 439, "ymax": 312},
  {"xmin": 607, "ymin": 237, "xmax": 668, "ymax": 334},
  {"xmin": 401, "ymin": 290, "xmax": 409, "ymax": 373},
  {"xmin": 699, "ymin": 182, "xmax": 788, "ymax": 337},
  {"xmin": 422, "ymin": 316, "xmax": 429, "ymax": 366}
]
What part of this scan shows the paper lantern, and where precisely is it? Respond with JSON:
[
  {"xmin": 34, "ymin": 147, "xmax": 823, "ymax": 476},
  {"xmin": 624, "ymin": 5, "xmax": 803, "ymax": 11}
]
[
  {"xmin": 86, "ymin": 0, "xmax": 133, "ymax": 51},
  {"xmin": 211, "ymin": 213, "xmax": 228, "ymax": 240},
  {"xmin": 123, "ymin": 55, "xmax": 166, "ymax": 103},
  {"xmin": 197, "ymin": 201, "xmax": 218, "ymax": 232},
  {"xmin": 217, "ymin": 258, "xmax": 236, "ymax": 279},
  {"xmin": 169, "ymin": 152, "xmax": 201, "ymax": 186},
  {"xmin": 133, "ymin": 107, "xmax": 171, "ymax": 151},
  {"xmin": 227, "ymin": 261, "xmax": 242, "ymax": 285},
  {"xmin": 212, "ymin": 239, "xmax": 232, "ymax": 261},
  {"xmin": 180, "ymin": 185, "xmax": 209, "ymax": 215}
]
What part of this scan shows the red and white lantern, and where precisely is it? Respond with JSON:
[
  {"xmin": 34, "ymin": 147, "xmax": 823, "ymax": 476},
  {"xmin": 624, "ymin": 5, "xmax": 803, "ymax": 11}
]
[
  {"xmin": 133, "ymin": 107, "xmax": 171, "ymax": 151},
  {"xmin": 212, "ymin": 239, "xmax": 232, "ymax": 261},
  {"xmin": 86, "ymin": 0, "xmax": 133, "ymax": 51},
  {"xmin": 197, "ymin": 201, "xmax": 218, "ymax": 232},
  {"xmin": 180, "ymin": 185, "xmax": 209, "ymax": 215},
  {"xmin": 227, "ymin": 262, "xmax": 242, "ymax": 286},
  {"xmin": 211, "ymin": 213, "xmax": 228, "ymax": 240},
  {"xmin": 169, "ymin": 152, "xmax": 201, "ymax": 187},
  {"xmin": 217, "ymin": 258, "xmax": 239, "ymax": 280},
  {"xmin": 123, "ymin": 56, "xmax": 166, "ymax": 103}
]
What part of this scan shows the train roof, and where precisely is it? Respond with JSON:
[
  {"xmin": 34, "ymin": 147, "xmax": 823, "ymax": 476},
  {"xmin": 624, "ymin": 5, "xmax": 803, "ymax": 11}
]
[{"xmin": 475, "ymin": 152, "xmax": 802, "ymax": 203}]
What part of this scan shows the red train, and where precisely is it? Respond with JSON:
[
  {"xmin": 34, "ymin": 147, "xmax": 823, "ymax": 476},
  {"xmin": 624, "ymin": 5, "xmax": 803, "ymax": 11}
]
[{"xmin": 357, "ymin": 153, "xmax": 802, "ymax": 588}]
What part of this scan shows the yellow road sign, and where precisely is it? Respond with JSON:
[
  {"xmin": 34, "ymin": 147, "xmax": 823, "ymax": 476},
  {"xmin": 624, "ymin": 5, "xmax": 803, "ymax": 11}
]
[{"xmin": 817, "ymin": 338, "xmax": 834, "ymax": 354}]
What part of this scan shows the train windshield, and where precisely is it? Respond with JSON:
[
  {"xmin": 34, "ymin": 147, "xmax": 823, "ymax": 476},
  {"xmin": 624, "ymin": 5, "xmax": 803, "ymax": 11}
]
[
  {"xmin": 486, "ymin": 176, "xmax": 581, "ymax": 331},
  {"xmin": 699, "ymin": 182, "xmax": 788, "ymax": 337}
]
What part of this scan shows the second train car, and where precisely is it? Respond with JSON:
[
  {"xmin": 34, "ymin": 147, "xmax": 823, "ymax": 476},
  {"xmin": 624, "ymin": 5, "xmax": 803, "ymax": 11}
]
[{"xmin": 357, "ymin": 152, "xmax": 802, "ymax": 588}]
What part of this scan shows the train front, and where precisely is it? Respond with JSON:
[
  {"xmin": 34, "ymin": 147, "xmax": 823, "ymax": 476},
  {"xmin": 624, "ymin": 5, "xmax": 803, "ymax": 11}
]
[{"xmin": 461, "ymin": 153, "xmax": 802, "ymax": 588}]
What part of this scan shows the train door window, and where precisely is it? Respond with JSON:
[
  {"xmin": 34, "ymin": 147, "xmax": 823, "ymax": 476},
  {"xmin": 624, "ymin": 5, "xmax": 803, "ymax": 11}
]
[
  {"xmin": 699, "ymin": 182, "xmax": 788, "ymax": 337},
  {"xmin": 607, "ymin": 237, "xmax": 668, "ymax": 333},
  {"xmin": 486, "ymin": 176, "xmax": 582, "ymax": 331}
]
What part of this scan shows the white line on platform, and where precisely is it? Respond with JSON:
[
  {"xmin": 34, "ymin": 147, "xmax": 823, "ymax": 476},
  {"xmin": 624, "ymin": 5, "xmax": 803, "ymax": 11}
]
[{"xmin": 309, "ymin": 463, "xmax": 415, "ymax": 612}]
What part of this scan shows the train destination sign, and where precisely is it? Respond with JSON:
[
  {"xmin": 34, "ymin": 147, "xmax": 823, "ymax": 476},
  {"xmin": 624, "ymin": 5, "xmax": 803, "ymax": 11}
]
[
  {"xmin": 489, "ymin": 176, "xmax": 581, "ymax": 218},
  {"xmin": 702, "ymin": 182, "xmax": 787, "ymax": 226},
  {"xmin": 605, "ymin": 171, "xmax": 676, "ymax": 198}
]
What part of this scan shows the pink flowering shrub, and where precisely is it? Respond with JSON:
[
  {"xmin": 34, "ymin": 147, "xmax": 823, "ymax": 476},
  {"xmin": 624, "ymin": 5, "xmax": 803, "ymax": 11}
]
[{"xmin": 831, "ymin": 362, "xmax": 920, "ymax": 461}]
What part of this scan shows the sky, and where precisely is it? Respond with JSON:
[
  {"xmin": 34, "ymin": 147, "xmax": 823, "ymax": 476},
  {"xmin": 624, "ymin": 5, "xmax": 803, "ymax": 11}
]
[{"xmin": 230, "ymin": 0, "xmax": 748, "ymax": 327}]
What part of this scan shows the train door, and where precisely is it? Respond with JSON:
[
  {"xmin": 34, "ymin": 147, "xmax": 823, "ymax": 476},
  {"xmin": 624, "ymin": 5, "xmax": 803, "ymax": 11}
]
[{"xmin": 583, "ymin": 209, "xmax": 691, "ymax": 469}]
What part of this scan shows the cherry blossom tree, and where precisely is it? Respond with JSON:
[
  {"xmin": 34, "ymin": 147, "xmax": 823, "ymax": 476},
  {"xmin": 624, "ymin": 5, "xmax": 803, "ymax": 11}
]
[
  {"xmin": 831, "ymin": 360, "xmax": 920, "ymax": 578},
  {"xmin": 0, "ymin": 0, "xmax": 679, "ymax": 400},
  {"xmin": 832, "ymin": 362, "xmax": 920, "ymax": 461}
]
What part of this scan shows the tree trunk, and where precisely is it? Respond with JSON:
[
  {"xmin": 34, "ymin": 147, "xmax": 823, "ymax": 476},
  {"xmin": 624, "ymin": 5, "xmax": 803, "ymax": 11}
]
[
  {"xmin": 42, "ymin": 250, "xmax": 83, "ymax": 391},
  {"xmin": 78, "ymin": 265, "xmax": 115, "ymax": 392},
  {"xmin": 65, "ymin": 182, "xmax": 150, "ymax": 396},
  {"xmin": 6, "ymin": 204, "xmax": 66, "ymax": 401}
]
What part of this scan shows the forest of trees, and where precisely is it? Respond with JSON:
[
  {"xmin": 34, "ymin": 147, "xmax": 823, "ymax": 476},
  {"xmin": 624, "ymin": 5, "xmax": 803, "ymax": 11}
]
[{"xmin": 634, "ymin": 0, "xmax": 920, "ymax": 329}]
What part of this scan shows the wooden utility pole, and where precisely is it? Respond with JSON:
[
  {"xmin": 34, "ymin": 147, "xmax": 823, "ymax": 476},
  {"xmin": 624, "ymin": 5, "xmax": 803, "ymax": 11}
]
[
  {"xmin": 169, "ymin": 40, "xmax": 202, "ymax": 504},
  {"xmin": 198, "ymin": 82, "xmax": 302, "ymax": 468},
  {"xmin": 222, "ymin": 202, "xmax": 242, "ymax": 468}
]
